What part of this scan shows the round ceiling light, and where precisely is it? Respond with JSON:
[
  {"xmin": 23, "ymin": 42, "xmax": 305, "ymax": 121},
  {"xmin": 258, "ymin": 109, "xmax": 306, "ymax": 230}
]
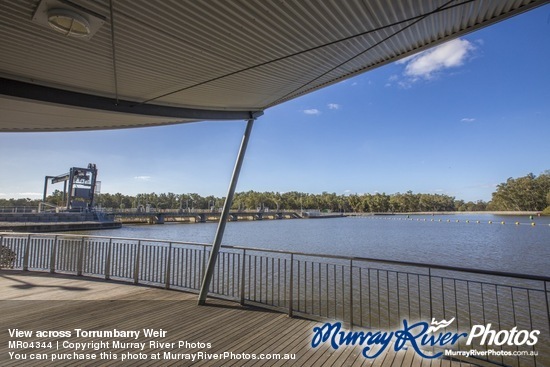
[{"xmin": 47, "ymin": 8, "xmax": 91, "ymax": 37}]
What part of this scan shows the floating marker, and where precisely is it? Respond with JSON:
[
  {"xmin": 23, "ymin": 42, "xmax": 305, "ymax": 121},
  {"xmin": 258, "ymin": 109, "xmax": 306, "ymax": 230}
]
[
  {"xmin": 488, "ymin": 220, "xmax": 492, "ymax": 224},
  {"xmin": 466, "ymin": 220, "xmax": 470, "ymax": 223},
  {"xmin": 531, "ymin": 222, "xmax": 536, "ymax": 226},
  {"xmin": 476, "ymin": 220, "xmax": 480, "ymax": 224},
  {"xmin": 515, "ymin": 221, "xmax": 520, "ymax": 225},
  {"xmin": 501, "ymin": 221, "xmax": 505, "ymax": 225},
  {"xmin": 456, "ymin": 219, "xmax": 460, "ymax": 223}
]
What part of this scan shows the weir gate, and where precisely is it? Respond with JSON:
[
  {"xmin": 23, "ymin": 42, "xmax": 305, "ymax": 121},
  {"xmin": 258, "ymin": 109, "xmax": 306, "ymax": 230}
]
[{"xmin": 112, "ymin": 210, "xmax": 302, "ymax": 224}]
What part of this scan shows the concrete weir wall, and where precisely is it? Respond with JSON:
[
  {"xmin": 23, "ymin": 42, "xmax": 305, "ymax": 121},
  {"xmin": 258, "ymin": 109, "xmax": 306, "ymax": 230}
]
[
  {"xmin": 0, "ymin": 212, "xmax": 97, "ymax": 223},
  {"xmin": 0, "ymin": 212, "xmax": 121, "ymax": 232}
]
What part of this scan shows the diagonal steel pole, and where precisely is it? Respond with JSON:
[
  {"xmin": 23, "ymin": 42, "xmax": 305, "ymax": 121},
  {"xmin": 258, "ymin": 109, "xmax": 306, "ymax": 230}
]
[{"xmin": 198, "ymin": 118, "xmax": 255, "ymax": 305}]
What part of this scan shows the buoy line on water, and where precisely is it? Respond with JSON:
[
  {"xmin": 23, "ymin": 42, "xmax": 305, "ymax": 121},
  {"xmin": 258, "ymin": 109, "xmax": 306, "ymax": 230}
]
[{"xmin": 357, "ymin": 216, "xmax": 548, "ymax": 227}]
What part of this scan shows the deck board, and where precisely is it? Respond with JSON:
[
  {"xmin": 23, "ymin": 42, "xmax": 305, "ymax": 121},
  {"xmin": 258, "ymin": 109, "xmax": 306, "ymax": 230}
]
[{"xmin": 0, "ymin": 270, "xmax": 474, "ymax": 366}]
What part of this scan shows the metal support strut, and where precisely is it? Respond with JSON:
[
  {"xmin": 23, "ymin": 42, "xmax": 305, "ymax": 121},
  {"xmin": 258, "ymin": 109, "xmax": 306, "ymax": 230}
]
[{"xmin": 198, "ymin": 118, "xmax": 255, "ymax": 305}]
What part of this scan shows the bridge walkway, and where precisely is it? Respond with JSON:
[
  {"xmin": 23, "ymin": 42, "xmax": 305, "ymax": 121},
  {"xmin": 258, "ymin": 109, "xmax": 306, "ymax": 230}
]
[{"xmin": 0, "ymin": 270, "xmax": 471, "ymax": 367}]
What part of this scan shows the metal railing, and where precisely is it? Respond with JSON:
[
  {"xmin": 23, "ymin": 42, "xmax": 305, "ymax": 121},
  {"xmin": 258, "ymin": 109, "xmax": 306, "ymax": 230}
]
[
  {"xmin": 0, "ymin": 232, "xmax": 548, "ymax": 367},
  {"xmin": 0, "ymin": 206, "xmax": 38, "ymax": 213},
  {"xmin": 38, "ymin": 202, "xmax": 57, "ymax": 213}
]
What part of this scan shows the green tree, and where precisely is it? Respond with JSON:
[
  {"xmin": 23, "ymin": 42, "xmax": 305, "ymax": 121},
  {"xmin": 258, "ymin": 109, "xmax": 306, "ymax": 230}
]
[
  {"xmin": 489, "ymin": 172, "xmax": 550, "ymax": 211},
  {"xmin": 45, "ymin": 189, "xmax": 65, "ymax": 206}
]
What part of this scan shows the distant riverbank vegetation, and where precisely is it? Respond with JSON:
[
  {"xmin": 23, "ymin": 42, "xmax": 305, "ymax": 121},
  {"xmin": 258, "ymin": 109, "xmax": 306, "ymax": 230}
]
[{"xmin": 2, "ymin": 172, "xmax": 549, "ymax": 214}]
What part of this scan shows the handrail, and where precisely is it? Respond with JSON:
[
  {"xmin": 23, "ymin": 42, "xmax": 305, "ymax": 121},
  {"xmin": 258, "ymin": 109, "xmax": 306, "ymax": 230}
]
[
  {"xmin": 1, "ymin": 231, "xmax": 548, "ymax": 282},
  {"xmin": 0, "ymin": 206, "xmax": 39, "ymax": 213},
  {"xmin": 38, "ymin": 202, "xmax": 57, "ymax": 212},
  {"xmin": 0, "ymin": 231, "xmax": 209, "ymax": 246}
]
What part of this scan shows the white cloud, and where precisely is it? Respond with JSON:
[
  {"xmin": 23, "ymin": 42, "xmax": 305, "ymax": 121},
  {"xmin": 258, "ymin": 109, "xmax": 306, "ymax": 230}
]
[
  {"xmin": 403, "ymin": 38, "xmax": 475, "ymax": 79},
  {"xmin": 134, "ymin": 176, "xmax": 151, "ymax": 181},
  {"xmin": 389, "ymin": 38, "xmax": 476, "ymax": 88},
  {"xmin": 303, "ymin": 109, "xmax": 321, "ymax": 115},
  {"xmin": 461, "ymin": 118, "xmax": 476, "ymax": 122},
  {"xmin": 327, "ymin": 103, "xmax": 340, "ymax": 110}
]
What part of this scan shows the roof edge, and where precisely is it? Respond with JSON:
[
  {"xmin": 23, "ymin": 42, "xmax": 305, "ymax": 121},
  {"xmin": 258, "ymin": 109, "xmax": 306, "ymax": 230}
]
[{"xmin": 0, "ymin": 78, "xmax": 263, "ymax": 122}]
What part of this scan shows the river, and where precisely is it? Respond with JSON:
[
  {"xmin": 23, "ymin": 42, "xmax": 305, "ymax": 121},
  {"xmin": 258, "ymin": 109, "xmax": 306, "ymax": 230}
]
[{"xmin": 75, "ymin": 213, "xmax": 550, "ymax": 277}]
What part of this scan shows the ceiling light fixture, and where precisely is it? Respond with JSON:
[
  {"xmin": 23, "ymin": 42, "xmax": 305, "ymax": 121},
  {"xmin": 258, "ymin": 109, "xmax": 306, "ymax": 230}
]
[
  {"xmin": 32, "ymin": 0, "xmax": 106, "ymax": 41},
  {"xmin": 47, "ymin": 8, "xmax": 90, "ymax": 37}
]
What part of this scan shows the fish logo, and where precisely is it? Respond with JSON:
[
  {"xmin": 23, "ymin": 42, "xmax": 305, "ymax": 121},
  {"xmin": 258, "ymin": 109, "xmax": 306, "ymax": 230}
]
[{"xmin": 427, "ymin": 317, "xmax": 455, "ymax": 333}]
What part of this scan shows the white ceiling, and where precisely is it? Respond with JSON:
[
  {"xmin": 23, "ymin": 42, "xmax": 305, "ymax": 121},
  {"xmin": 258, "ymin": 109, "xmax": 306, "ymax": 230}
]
[{"xmin": 0, "ymin": 0, "xmax": 546, "ymax": 131}]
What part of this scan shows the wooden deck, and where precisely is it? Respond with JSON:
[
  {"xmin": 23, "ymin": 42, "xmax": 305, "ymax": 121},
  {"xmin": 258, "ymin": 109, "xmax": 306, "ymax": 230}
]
[{"xmin": 0, "ymin": 270, "xmax": 474, "ymax": 367}]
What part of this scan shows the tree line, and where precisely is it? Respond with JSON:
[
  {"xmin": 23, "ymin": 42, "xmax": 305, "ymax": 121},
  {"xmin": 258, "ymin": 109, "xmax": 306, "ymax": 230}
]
[
  {"xmin": 488, "ymin": 171, "xmax": 550, "ymax": 212},
  {"xmin": 2, "ymin": 171, "xmax": 548, "ymax": 213}
]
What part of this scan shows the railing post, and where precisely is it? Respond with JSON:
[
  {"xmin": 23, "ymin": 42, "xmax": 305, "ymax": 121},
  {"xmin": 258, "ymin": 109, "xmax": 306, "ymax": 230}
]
[
  {"xmin": 23, "ymin": 234, "xmax": 31, "ymax": 271},
  {"xmin": 134, "ymin": 240, "xmax": 141, "ymax": 284},
  {"xmin": 349, "ymin": 259, "xmax": 353, "ymax": 328},
  {"xmin": 77, "ymin": 237, "xmax": 85, "ymax": 276},
  {"xmin": 288, "ymin": 253, "xmax": 294, "ymax": 318},
  {"xmin": 105, "ymin": 238, "xmax": 112, "ymax": 280},
  {"xmin": 49, "ymin": 235, "xmax": 58, "ymax": 274},
  {"xmin": 202, "ymin": 245, "xmax": 207, "ymax": 279},
  {"xmin": 545, "ymin": 281, "xmax": 550, "ymax": 338},
  {"xmin": 240, "ymin": 249, "xmax": 246, "ymax": 305},
  {"xmin": 0, "ymin": 235, "xmax": 3, "ymax": 266},
  {"xmin": 165, "ymin": 243, "xmax": 172, "ymax": 289},
  {"xmin": 428, "ymin": 268, "xmax": 433, "ymax": 319}
]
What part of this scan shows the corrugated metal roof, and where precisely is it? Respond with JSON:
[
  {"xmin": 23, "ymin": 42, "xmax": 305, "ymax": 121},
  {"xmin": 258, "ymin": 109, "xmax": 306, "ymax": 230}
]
[{"xmin": 0, "ymin": 0, "xmax": 546, "ymax": 132}]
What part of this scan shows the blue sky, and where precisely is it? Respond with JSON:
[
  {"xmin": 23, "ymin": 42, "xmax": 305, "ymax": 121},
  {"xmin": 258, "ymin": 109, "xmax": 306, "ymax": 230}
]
[{"xmin": 1, "ymin": 5, "xmax": 549, "ymax": 202}]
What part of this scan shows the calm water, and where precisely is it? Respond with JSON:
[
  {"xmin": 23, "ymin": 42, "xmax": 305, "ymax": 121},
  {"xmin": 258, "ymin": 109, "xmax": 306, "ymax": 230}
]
[{"xmin": 77, "ymin": 214, "xmax": 550, "ymax": 277}]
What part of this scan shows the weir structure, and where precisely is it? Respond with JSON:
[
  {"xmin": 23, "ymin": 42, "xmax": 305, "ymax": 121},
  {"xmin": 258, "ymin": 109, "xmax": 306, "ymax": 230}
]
[
  {"xmin": 1, "ymin": 2, "xmax": 548, "ymax": 365},
  {"xmin": 112, "ymin": 210, "xmax": 302, "ymax": 224},
  {"xmin": 42, "ymin": 163, "xmax": 99, "ymax": 211}
]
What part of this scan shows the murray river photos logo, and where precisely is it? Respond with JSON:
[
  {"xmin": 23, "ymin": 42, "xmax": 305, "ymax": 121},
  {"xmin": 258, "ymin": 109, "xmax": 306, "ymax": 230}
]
[{"xmin": 311, "ymin": 318, "xmax": 540, "ymax": 359}]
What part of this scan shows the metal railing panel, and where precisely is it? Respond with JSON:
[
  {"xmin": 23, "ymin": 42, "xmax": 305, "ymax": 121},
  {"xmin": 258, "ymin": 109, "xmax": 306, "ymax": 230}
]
[
  {"xmin": 1, "ymin": 232, "xmax": 548, "ymax": 367},
  {"xmin": 137, "ymin": 240, "xmax": 168, "ymax": 286},
  {"xmin": 109, "ymin": 240, "xmax": 137, "ymax": 281},
  {"xmin": 82, "ymin": 239, "xmax": 108, "ymax": 276},
  {"xmin": 55, "ymin": 238, "xmax": 81, "ymax": 273}
]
